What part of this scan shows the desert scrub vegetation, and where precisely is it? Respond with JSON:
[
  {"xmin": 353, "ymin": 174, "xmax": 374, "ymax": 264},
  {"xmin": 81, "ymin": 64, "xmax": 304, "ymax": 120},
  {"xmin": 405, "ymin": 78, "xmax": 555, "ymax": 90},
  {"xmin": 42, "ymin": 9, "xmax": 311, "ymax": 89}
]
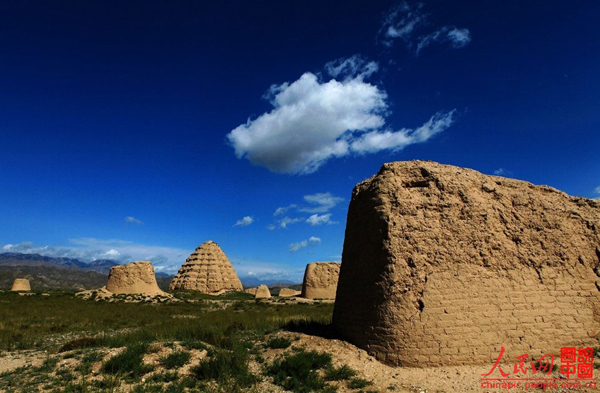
[
  {"xmin": 192, "ymin": 343, "xmax": 257, "ymax": 391},
  {"xmin": 0, "ymin": 290, "xmax": 333, "ymax": 351},
  {"xmin": 159, "ymin": 349, "xmax": 191, "ymax": 369},
  {"xmin": 266, "ymin": 336, "xmax": 292, "ymax": 349},
  {"xmin": 264, "ymin": 347, "xmax": 361, "ymax": 392},
  {"xmin": 0, "ymin": 290, "xmax": 339, "ymax": 392},
  {"xmin": 102, "ymin": 342, "xmax": 155, "ymax": 378}
]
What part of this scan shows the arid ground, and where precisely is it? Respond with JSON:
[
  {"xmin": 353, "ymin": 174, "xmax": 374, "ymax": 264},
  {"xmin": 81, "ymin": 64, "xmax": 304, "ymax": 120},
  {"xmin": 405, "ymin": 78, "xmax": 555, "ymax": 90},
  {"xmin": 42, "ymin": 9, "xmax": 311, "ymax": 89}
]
[{"xmin": 0, "ymin": 290, "xmax": 597, "ymax": 392}]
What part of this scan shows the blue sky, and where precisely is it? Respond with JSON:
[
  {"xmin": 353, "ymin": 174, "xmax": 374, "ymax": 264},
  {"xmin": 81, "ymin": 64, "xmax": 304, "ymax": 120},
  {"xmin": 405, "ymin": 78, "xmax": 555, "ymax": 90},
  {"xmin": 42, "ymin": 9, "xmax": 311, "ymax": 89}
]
[{"xmin": 1, "ymin": 1, "xmax": 599, "ymax": 282}]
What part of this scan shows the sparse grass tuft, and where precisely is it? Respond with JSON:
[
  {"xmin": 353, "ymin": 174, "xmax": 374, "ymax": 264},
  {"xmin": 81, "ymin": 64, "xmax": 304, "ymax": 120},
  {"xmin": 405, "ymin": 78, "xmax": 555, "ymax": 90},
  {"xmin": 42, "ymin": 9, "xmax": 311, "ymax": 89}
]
[
  {"xmin": 266, "ymin": 349, "xmax": 333, "ymax": 392},
  {"xmin": 325, "ymin": 364, "xmax": 357, "ymax": 381},
  {"xmin": 192, "ymin": 343, "xmax": 256, "ymax": 390},
  {"xmin": 102, "ymin": 343, "xmax": 154, "ymax": 377},
  {"xmin": 267, "ymin": 336, "xmax": 292, "ymax": 349},
  {"xmin": 159, "ymin": 349, "xmax": 191, "ymax": 369},
  {"xmin": 348, "ymin": 377, "xmax": 373, "ymax": 389}
]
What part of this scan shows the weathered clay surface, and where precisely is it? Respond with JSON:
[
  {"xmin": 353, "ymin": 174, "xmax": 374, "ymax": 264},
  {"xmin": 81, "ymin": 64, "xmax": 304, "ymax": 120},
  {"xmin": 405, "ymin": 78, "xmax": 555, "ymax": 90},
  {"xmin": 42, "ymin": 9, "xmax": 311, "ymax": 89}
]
[
  {"xmin": 169, "ymin": 241, "xmax": 243, "ymax": 294},
  {"xmin": 244, "ymin": 287, "xmax": 258, "ymax": 295},
  {"xmin": 278, "ymin": 288, "xmax": 301, "ymax": 297},
  {"xmin": 11, "ymin": 278, "xmax": 31, "ymax": 292},
  {"xmin": 301, "ymin": 262, "xmax": 340, "ymax": 299},
  {"xmin": 333, "ymin": 160, "xmax": 600, "ymax": 367},
  {"xmin": 106, "ymin": 261, "xmax": 166, "ymax": 295},
  {"xmin": 254, "ymin": 284, "xmax": 271, "ymax": 299}
]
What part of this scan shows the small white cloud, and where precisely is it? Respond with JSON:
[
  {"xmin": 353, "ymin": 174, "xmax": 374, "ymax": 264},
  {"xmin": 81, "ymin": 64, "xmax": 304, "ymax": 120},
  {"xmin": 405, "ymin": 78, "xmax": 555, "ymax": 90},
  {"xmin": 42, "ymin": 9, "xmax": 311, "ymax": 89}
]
[
  {"xmin": 279, "ymin": 216, "xmax": 304, "ymax": 229},
  {"xmin": 308, "ymin": 236, "xmax": 321, "ymax": 245},
  {"xmin": 306, "ymin": 213, "xmax": 334, "ymax": 226},
  {"xmin": 274, "ymin": 204, "xmax": 297, "ymax": 216},
  {"xmin": 290, "ymin": 236, "xmax": 322, "ymax": 253},
  {"xmin": 233, "ymin": 216, "xmax": 254, "ymax": 227},
  {"xmin": 379, "ymin": 2, "xmax": 471, "ymax": 55},
  {"xmin": 350, "ymin": 110, "xmax": 456, "ymax": 153},
  {"xmin": 595, "ymin": 186, "xmax": 600, "ymax": 196},
  {"xmin": 324, "ymin": 55, "xmax": 379, "ymax": 80},
  {"xmin": 300, "ymin": 192, "xmax": 344, "ymax": 213},
  {"xmin": 446, "ymin": 28, "xmax": 471, "ymax": 47},
  {"xmin": 3, "ymin": 244, "xmax": 13, "ymax": 250},
  {"xmin": 381, "ymin": 2, "xmax": 426, "ymax": 45},
  {"xmin": 289, "ymin": 240, "xmax": 308, "ymax": 253},
  {"xmin": 493, "ymin": 168, "xmax": 513, "ymax": 176},
  {"xmin": 125, "ymin": 216, "xmax": 144, "ymax": 225},
  {"xmin": 104, "ymin": 249, "xmax": 120, "ymax": 257},
  {"xmin": 267, "ymin": 224, "xmax": 276, "ymax": 230},
  {"xmin": 416, "ymin": 27, "xmax": 471, "ymax": 54}
]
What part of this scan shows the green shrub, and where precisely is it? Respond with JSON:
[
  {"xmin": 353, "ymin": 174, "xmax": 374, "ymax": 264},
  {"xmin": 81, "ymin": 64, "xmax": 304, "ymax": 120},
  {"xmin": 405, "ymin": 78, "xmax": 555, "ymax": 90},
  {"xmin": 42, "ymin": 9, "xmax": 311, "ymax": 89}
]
[
  {"xmin": 159, "ymin": 350, "xmax": 191, "ymax": 369},
  {"xmin": 192, "ymin": 344, "xmax": 256, "ymax": 390},
  {"xmin": 348, "ymin": 377, "xmax": 373, "ymax": 389},
  {"xmin": 267, "ymin": 336, "xmax": 292, "ymax": 349},
  {"xmin": 324, "ymin": 364, "xmax": 357, "ymax": 381},
  {"xmin": 181, "ymin": 340, "xmax": 207, "ymax": 351},
  {"xmin": 150, "ymin": 371, "xmax": 179, "ymax": 383},
  {"xmin": 102, "ymin": 343, "xmax": 154, "ymax": 377},
  {"xmin": 266, "ymin": 349, "xmax": 333, "ymax": 392}
]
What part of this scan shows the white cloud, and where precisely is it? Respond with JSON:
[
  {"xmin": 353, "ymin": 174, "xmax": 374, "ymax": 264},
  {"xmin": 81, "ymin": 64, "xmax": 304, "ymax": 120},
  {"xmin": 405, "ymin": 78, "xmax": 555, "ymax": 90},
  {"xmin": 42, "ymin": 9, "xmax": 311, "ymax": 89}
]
[
  {"xmin": 324, "ymin": 55, "xmax": 378, "ymax": 80},
  {"xmin": 300, "ymin": 192, "xmax": 344, "ymax": 213},
  {"xmin": 228, "ymin": 70, "xmax": 389, "ymax": 174},
  {"xmin": 289, "ymin": 240, "xmax": 308, "ymax": 253},
  {"xmin": 379, "ymin": 2, "xmax": 471, "ymax": 55},
  {"xmin": 104, "ymin": 249, "xmax": 121, "ymax": 257},
  {"xmin": 278, "ymin": 216, "xmax": 304, "ymax": 229},
  {"xmin": 308, "ymin": 236, "xmax": 321, "ymax": 245},
  {"xmin": 416, "ymin": 27, "xmax": 472, "ymax": 55},
  {"xmin": 446, "ymin": 28, "xmax": 472, "ymax": 47},
  {"xmin": 125, "ymin": 216, "xmax": 144, "ymax": 225},
  {"xmin": 595, "ymin": 186, "xmax": 600, "ymax": 197},
  {"xmin": 289, "ymin": 236, "xmax": 321, "ymax": 253},
  {"xmin": 493, "ymin": 168, "xmax": 513, "ymax": 176},
  {"xmin": 274, "ymin": 204, "xmax": 297, "ymax": 216},
  {"xmin": 1, "ymin": 239, "xmax": 190, "ymax": 273},
  {"xmin": 349, "ymin": 110, "xmax": 456, "ymax": 153},
  {"xmin": 228, "ymin": 59, "xmax": 456, "ymax": 174},
  {"xmin": 233, "ymin": 216, "xmax": 254, "ymax": 227},
  {"xmin": 380, "ymin": 2, "xmax": 426, "ymax": 45},
  {"xmin": 306, "ymin": 213, "xmax": 336, "ymax": 226}
]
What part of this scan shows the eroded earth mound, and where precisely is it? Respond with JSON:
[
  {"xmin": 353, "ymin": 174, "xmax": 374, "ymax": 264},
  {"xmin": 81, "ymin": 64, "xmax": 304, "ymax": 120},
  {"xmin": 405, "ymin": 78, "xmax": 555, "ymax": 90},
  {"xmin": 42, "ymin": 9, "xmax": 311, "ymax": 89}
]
[
  {"xmin": 254, "ymin": 284, "xmax": 271, "ymax": 299},
  {"xmin": 278, "ymin": 288, "xmax": 301, "ymax": 297},
  {"xmin": 11, "ymin": 278, "xmax": 31, "ymax": 292},
  {"xmin": 106, "ymin": 261, "xmax": 166, "ymax": 296},
  {"xmin": 301, "ymin": 262, "xmax": 340, "ymax": 299},
  {"xmin": 333, "ymin": 160, "xmax": 600, "ymax": 367},
  {"xmin": 169, "ymin": 241, "xmax": 243, "ymax": 295}
]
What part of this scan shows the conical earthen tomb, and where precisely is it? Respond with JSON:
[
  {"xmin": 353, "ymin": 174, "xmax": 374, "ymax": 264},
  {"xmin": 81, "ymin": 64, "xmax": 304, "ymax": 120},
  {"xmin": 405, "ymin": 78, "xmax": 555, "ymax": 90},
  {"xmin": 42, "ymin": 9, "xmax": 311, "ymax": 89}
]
[{"xmin": 169, "ymin": 241, "xmax": 243, "ymax": 295}]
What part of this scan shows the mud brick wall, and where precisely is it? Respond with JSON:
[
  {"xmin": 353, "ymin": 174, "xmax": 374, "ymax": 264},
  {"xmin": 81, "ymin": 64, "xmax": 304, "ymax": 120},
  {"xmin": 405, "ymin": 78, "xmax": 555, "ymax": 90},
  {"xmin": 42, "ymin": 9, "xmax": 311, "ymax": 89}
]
[{"xmin": 332, "ymin": 161, "xmax": 600, "ymax": 367}]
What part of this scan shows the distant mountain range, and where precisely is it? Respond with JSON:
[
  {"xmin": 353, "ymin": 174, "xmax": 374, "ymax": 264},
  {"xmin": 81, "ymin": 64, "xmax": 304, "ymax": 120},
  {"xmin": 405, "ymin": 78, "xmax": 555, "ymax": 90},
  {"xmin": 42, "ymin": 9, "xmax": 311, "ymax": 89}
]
[
  {"xmin": 0, "ymin": 252, "xmax": 299, "ymax": 292},
  {"xmin": 0, "ymin": 252, "xmax": 173, "ymax": 291},
  {"xmin": 0, "ymin": 252, "xmax": 118, "ymax": 274}
]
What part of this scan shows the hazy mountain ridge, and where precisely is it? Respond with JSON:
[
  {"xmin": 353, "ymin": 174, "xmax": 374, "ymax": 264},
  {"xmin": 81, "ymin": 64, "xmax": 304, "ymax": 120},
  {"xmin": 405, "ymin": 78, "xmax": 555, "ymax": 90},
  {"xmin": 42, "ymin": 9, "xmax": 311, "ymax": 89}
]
[
  {"xmin": 0, "ymin": 252, "xmax": 119, "ymax": 274},
  {"xmin": 0, "ymin": 266, "xmax": 108, "ymax": 290}
]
